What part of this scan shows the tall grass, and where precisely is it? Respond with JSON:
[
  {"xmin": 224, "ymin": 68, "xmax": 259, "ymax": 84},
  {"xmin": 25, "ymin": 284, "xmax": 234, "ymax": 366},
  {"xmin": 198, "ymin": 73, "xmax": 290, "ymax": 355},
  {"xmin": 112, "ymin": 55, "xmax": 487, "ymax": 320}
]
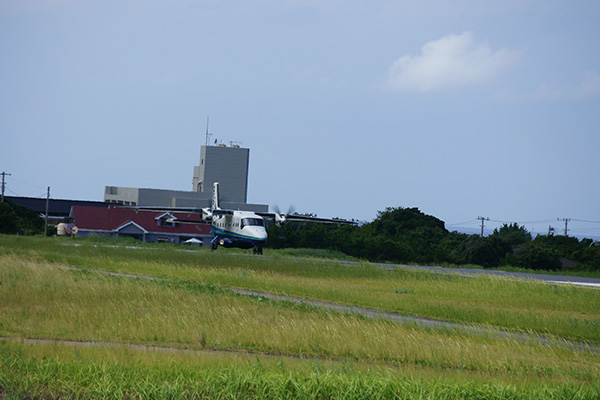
[
  {"xmin": 2, "ymin": 341, "xmax": 599, "ymax": 400},
  {"xmin": 2, "ymin": 236, "xmax": 600, "ymax": 398},
  {"xmin": 1, "ymin": 235, "xmax": 599, "ymax": 343},
  {"xmin": 1, "ymin": 255, "xmax": 599, "ymax": 382}
]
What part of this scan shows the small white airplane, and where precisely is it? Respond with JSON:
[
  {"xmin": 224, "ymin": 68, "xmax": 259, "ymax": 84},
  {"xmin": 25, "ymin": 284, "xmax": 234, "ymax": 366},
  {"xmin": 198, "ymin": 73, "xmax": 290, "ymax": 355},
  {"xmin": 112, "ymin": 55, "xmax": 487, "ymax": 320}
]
[{"xmin": 130, "ymin": 182, "xmax": 354, "ymax": 254}]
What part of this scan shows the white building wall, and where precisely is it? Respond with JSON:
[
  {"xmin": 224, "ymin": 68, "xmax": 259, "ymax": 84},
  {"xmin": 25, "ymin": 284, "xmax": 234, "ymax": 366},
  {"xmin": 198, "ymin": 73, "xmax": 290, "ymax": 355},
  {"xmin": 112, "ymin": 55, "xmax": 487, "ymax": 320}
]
[{"xmin": 104, "ymin": 187, "xmax": 140, "ymax": 205}]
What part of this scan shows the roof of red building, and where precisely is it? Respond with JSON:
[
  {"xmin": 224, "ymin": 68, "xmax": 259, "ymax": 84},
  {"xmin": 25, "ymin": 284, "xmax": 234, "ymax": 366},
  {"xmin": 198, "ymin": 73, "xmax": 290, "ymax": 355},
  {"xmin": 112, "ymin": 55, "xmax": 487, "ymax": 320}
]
[{"xmin": 71, "ymin": 205, "xmax": 211, "ymax": 235}]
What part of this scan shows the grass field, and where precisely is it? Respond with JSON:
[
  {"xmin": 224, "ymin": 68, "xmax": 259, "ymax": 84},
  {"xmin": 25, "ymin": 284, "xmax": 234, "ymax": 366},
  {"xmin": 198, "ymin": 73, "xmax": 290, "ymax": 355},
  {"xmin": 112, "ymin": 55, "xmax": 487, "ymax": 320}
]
[{"xmin": 1, "ymin": 235, "xmax": 599, "ymax": 399}]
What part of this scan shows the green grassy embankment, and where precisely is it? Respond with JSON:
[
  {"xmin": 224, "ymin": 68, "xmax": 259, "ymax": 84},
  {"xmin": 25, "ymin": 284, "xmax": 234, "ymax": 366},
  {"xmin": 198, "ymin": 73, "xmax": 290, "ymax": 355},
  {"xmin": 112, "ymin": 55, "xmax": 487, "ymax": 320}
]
[{"xmin": 1, "ymin": 235, "xmax": 599, "ymax": 399}]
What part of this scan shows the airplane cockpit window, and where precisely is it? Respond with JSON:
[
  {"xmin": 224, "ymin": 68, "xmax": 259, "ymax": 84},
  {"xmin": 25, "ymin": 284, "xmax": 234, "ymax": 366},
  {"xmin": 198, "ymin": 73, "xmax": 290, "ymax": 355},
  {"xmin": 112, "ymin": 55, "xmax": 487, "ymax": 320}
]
[{"xmin": 241, "ymin": 218, "xmax": 264, "ymax": 228}]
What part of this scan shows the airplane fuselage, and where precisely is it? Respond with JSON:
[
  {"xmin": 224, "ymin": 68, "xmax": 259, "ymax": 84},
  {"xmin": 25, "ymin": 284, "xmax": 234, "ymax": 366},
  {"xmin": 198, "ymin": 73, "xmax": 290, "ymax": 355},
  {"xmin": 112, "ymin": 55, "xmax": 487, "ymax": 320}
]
[{"xmin": 210, "ymin": 210, "xmax": 268, "ymax": 251}]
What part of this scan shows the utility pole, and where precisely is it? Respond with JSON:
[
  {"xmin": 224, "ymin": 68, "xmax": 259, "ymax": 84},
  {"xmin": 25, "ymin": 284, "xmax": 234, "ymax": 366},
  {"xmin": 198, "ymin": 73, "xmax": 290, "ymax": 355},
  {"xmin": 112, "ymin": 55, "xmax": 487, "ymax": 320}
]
[
  {"xmin": 1, "ymin": 171, "xmax": 11, "ymax": 202},
  {"xmin": 558, "ymin": 217, "xmax": 570, "ymax": 236},
  {"xmin": 477, "ymin": 216, "xmax": 490, "ymax": 237},
  {"xmin": 44, "ymin": 186, "xmax": 50, "ymax": 236}
]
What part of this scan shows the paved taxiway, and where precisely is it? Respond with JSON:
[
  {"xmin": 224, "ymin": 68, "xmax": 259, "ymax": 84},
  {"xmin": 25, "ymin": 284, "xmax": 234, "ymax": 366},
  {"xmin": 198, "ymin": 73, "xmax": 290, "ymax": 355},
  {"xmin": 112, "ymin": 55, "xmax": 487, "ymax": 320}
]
[{"xmin": 362, "ymin": 262, "xmax": 600, "ymax": 288}]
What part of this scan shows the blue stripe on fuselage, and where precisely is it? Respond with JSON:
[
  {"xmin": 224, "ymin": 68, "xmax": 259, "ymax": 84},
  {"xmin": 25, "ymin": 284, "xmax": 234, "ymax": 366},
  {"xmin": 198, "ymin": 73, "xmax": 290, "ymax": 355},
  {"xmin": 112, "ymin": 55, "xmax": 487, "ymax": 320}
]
[{"xmin": 211, "ymin": 226, "xmax": 267, "ymax": 244}]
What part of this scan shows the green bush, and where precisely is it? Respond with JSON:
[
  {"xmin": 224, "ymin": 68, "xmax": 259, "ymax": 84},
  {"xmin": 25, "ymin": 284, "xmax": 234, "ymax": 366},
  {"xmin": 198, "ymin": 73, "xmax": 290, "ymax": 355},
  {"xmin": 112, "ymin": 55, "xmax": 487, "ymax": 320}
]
[
  {"xmin": 515, "ymin": 244, "xmax": 562, "ymax": 270},
  {"xmin": 0, "ymin": 201, "xmax": 44, "ymax": 235}
]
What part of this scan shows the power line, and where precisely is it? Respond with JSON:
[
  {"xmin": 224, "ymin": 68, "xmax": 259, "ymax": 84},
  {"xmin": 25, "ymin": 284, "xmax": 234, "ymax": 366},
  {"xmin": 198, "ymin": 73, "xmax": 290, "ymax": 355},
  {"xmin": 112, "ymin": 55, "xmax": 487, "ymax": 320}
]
[
  {"xmin": 572, "ymin": 218, "xmax": 600, "ymax": 224},
  {"xmin": 489, "ymin": 218, "xmax": 556, "ymax": 225},
  {"xmin": 446, "ymin": 219, "xmax": 478, "ymax": 227},
  {"xmin": 7, "ymin": 175, "xmax": 44, "ymax": 190},
  {"xmin": 446, "ymin": 217, "xmax": 600, "ymax": 237},
  {"xmin": 513, "ymin": 218, "xmax": 557, "ymax": 224}
]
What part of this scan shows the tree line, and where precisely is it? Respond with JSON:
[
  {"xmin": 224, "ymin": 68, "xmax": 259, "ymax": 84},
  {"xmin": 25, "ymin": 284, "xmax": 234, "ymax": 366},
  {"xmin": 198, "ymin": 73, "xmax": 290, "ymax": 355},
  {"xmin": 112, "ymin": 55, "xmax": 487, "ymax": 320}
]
[
  {"xmin": 0, "ymin": 200, "xmax": 44, "ymax": 235},
  {"xmin": 2, "ymin": 200, "xmax": 598, "ymax": 272},
  {"xmin": 266, "ymin": 207, "xmax": 600, "ymax": 272}
]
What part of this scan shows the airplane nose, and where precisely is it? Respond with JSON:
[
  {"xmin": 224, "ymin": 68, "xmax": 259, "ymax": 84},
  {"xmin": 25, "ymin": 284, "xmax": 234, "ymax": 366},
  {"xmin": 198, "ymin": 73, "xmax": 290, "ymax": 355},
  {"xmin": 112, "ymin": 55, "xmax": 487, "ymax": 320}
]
[{"xmin": 258, "ymin": 228, "xmax": 268, "ymax": 241}]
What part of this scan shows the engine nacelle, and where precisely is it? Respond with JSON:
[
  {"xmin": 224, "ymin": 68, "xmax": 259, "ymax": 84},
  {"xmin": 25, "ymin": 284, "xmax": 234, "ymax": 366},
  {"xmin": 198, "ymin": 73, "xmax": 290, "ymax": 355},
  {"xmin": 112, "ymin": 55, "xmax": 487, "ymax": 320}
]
[
  {"xmin": 201, "ymin": 208, "xmax": 213, "ymax": 222},
  {"xmin": 275, "ymin": 213, "xmax": 287, "ymax": 227}
]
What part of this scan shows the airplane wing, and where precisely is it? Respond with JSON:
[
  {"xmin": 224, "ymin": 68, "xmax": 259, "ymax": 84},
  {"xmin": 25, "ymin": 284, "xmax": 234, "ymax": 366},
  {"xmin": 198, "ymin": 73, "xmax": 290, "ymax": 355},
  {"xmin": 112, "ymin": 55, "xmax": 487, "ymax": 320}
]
[
  {"xmin": 255, "ymin": 212, "xmax": 356, "ymax": 225},
  {"xmin": 119, "ymin": 206, "xmax": 234, "ymax": 215},
  {"xmin": 213, "ymin": 209, "xmax": 234, "ymax": 216},
  {"xmin": 117, "ymin": 205, "xmax": 235, "ymax": 224},
  {"xmin": 118, "ymin": 205, "xmax": 205, "ymax": 213},
  {"xmin": 164, "ymin": 216, "xmax": 205, "ymax": 224},
  {"xmin": 118, "ymin": 205, "xmax": 353, "ymax": 225},
  {"xmin": 117, "ymin": 206, "xmax": 204, "ymax": 224}
]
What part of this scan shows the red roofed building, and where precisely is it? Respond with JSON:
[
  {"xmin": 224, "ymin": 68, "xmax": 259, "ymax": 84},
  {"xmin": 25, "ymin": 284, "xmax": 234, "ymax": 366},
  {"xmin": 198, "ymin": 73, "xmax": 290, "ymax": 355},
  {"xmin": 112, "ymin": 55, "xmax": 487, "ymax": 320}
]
[{"xmin": 69, "ymin": 205, "xmax": 211, "ymax": 245}]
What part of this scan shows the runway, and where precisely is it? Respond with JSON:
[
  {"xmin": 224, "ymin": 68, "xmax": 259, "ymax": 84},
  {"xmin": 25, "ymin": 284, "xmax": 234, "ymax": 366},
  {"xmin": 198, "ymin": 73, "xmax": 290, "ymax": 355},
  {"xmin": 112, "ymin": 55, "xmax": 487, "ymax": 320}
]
[{"xmin": 364, "ymin": 262, "xmax": 600, "ymax": 288}]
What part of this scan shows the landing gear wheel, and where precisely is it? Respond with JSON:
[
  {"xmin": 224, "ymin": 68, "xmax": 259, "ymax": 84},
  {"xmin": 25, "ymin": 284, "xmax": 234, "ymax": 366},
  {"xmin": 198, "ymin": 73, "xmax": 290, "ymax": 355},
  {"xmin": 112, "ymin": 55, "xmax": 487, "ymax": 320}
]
[
  {"xmin": 253, "ymin": 246, "xmax": 263, "ymax": 255},
  {"xmin": 210, "ymin": 241, "xmax": 218, "ymax": 251}
]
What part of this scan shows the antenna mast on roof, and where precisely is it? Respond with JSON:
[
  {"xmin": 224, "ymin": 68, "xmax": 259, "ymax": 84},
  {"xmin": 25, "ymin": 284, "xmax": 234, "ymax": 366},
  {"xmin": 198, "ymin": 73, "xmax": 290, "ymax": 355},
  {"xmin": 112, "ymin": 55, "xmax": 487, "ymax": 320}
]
[{"xmin": 204, "ymin": 115, "xmax": 213, "ymax": 146}]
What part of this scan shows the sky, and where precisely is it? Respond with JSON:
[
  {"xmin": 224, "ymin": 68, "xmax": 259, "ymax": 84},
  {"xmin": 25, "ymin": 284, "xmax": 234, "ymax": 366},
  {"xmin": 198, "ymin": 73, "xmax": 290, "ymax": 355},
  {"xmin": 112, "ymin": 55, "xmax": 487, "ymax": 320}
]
[{"xmin": 1, "ymin": 0, "xmax": 599, "ymax": 239}]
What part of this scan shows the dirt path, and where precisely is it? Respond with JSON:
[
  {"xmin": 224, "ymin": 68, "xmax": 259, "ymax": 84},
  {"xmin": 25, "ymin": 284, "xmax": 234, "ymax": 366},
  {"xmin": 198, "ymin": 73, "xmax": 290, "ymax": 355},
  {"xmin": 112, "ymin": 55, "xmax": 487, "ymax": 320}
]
[
  {"xmin": 0, "ymin": 336, "xmax": 307, "ymax": 361},
  {"xmin": 230, "ymin": 287, "xmax": 600, "ymax": 354}
]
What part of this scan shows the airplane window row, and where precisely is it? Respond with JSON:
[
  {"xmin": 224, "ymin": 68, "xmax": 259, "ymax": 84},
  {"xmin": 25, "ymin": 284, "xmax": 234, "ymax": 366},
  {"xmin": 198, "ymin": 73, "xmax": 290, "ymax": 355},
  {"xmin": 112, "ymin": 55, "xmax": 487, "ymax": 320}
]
[
  {"xmin": 241, "ymin": 218, "xmax": 264, "ymax": 228},
  {"xmin": 214, "ymin": 218, "xmax": 264, "ymax": 229},
  {"xmin": 216, "ymin": 223, "xmax": 239, "ymax": 228}
]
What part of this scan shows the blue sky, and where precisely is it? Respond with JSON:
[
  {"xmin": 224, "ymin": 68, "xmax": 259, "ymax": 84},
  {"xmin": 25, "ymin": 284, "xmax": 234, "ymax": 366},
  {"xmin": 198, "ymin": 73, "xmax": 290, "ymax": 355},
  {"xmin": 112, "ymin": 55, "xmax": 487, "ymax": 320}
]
[{"xmin": 2, "ymin": 1, "xmax": 599, "ymax": 238}]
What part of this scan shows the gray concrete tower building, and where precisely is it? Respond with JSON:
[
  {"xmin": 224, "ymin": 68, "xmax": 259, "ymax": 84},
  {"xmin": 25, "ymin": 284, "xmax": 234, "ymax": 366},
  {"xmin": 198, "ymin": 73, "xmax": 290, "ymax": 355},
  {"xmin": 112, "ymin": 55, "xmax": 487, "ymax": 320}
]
[
  {"xmin": 192, "ymin": 145, "xmax": 249, "ymax": 204},
  {"xmin": 105, "ymin": 142, "xmax": 267, "ymax": 212}
]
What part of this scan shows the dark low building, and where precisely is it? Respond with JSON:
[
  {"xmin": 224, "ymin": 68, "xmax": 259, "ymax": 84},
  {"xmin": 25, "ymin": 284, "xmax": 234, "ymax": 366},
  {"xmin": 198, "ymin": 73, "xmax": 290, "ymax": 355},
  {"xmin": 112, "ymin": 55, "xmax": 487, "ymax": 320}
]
[
  {"xmin": 69, "ymin": 205, "xmax": 212, "ymax": 245},
  {"xmin": 6, "ymin": 196, "xmax": 109, "ymax": 225}
]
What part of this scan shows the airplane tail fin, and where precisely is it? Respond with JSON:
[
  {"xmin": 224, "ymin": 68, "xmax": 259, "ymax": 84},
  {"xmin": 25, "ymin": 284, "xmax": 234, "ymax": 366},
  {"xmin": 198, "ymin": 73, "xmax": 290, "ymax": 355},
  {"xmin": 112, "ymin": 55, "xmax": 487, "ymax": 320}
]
[{"xmin": 212, "ymin": 182, "xmax": 220, "ymax": 210}]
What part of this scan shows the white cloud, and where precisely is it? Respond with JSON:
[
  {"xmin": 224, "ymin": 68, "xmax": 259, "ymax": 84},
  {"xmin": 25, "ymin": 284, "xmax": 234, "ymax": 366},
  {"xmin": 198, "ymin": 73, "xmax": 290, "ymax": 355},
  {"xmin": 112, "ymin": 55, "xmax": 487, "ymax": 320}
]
[
  {"xmin": 384, "ymin": 32, "xmax": 520, "ymax": 92},
  {"xmin": 535, "ymin": 71, "xmax": 600, "ymax": 101}
]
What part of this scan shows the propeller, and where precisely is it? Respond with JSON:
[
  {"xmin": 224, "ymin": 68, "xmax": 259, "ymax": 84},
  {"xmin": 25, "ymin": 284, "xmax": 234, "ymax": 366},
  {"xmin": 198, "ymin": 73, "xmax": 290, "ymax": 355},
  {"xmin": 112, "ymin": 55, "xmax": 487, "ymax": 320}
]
[{"xmin": 273, "ymin": 205, "xmax": 295, "ymax": 227}]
